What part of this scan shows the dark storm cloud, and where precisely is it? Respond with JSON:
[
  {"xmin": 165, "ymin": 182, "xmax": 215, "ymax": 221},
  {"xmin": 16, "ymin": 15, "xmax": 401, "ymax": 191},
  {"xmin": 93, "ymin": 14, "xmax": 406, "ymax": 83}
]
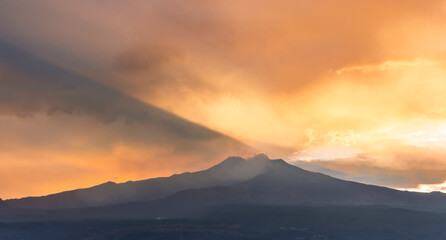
[
  {"xmin": 114, "ymin": 45, "xmax": 173, "ymax": 74},
  {"xmin": 0, "ymin": 39, "xmax": 223, "ymax": 140},
  {"xmin": 113, "ymin": 44, "xmax": 213, "ymax": 99}
]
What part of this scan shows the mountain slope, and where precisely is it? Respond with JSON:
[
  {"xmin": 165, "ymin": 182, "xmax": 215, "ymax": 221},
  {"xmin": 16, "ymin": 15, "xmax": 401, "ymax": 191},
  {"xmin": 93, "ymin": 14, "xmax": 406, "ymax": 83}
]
[
  {"xmin": 2, "ymin": 155, "xmax": 446, "ymax": 222},
  {"xmin": 231, "ymin": 161, "xmax": 446, "ymax": 208},
  {"xmin": 5, "ymin": 155, "xmax": 271, "ymax": 209},
  {"xmin": 140, "ymin": 159, "xmax": 446, "ymax": 214}
]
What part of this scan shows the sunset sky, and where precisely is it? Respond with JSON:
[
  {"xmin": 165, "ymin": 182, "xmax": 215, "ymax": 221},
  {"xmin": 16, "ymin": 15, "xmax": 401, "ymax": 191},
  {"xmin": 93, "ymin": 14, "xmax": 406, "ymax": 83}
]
[{"xmin": 2, "ymin": 0, "xmax": 446, "ymax": 198}]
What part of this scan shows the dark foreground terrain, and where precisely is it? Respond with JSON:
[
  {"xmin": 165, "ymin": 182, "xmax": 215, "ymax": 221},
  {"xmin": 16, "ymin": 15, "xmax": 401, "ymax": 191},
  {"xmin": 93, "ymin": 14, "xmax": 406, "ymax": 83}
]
[{"xmin": 0, "ymin": 205, "xmax": 444, "ymax": 240}]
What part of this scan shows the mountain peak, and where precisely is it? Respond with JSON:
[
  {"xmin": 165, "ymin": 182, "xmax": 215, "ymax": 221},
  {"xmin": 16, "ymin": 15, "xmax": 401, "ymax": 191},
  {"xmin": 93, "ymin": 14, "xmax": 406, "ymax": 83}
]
[
  {"xmin": 213, "ymin": 154, "xmax": 276, "ymax": 171},
  {"xmin": 206, "ymin": 154, "xmax": 293, "ymax": 183},
  {"xmin": 248, "ymin": 154, "xmax": 291, "ymax": 169},
  {"xmin": 248, "ymin": 153, "xmax": 271, "ymax": 162},
  {"xmin": 215, "ymin": 156, "xmax": 246, "ymax": 166}
]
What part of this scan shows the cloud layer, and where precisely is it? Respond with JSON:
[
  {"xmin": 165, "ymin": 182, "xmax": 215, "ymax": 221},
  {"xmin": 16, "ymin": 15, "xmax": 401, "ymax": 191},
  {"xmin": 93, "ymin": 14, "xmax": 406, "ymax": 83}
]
[{"xmin": 1, "ymin": 0, "xmax": 446, "ymax": 196}]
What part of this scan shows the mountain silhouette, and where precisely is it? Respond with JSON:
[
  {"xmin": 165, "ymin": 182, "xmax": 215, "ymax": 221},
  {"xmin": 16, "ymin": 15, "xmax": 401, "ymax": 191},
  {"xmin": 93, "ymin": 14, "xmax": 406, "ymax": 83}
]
[
  {"xmin": 5, "ymin": 154, "xmax": 272, "ymax": 209},
  {"xmin": 2, "ymin": 155, "xmax": 446, "ymax": 222}
]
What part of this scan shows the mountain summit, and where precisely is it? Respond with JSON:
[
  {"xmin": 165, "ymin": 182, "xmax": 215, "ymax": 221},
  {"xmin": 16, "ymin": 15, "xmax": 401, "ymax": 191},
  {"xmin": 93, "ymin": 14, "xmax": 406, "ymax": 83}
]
[{"xmin": 207, "ymin": 154, "xmax": 287, "ymax": 181}]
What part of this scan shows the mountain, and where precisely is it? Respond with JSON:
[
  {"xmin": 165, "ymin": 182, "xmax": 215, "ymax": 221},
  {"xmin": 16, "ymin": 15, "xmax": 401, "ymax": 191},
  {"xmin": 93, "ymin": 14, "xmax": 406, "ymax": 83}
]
[
  {"xmin": 5, "ymin": 154, "xmax": 272, "ymax": 209},
  {"xmin": 2, "ymin": 155, "xmax": 446, "ymax": 222},
  {"xmin": 87, "ymin": 159, "xmax": 445, "ymax": 219}
]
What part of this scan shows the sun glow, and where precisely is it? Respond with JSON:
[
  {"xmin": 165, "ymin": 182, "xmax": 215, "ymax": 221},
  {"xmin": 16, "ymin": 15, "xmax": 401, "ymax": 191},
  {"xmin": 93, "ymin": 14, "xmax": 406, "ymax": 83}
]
[{"xmin": 400, "ymin": 181, "xmax": 446, "ymax": 193}]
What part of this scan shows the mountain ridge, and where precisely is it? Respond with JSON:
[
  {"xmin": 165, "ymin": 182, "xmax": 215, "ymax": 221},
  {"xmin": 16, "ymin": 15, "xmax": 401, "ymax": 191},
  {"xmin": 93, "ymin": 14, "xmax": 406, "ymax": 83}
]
[
  {"xmin": 4, "ymin": 154, "xmax": 276, "ymax": 209},
  {"xmin": 1, "ymin": 154, "xmax": 446, "ymax": 222}
]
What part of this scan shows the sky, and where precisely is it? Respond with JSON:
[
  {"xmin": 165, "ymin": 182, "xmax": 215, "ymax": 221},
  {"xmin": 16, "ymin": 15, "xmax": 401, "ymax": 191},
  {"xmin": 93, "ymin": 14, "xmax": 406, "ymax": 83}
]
[{"xmin": 1, "ymin": 0, "xmax": 446, "ymax": 198}]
